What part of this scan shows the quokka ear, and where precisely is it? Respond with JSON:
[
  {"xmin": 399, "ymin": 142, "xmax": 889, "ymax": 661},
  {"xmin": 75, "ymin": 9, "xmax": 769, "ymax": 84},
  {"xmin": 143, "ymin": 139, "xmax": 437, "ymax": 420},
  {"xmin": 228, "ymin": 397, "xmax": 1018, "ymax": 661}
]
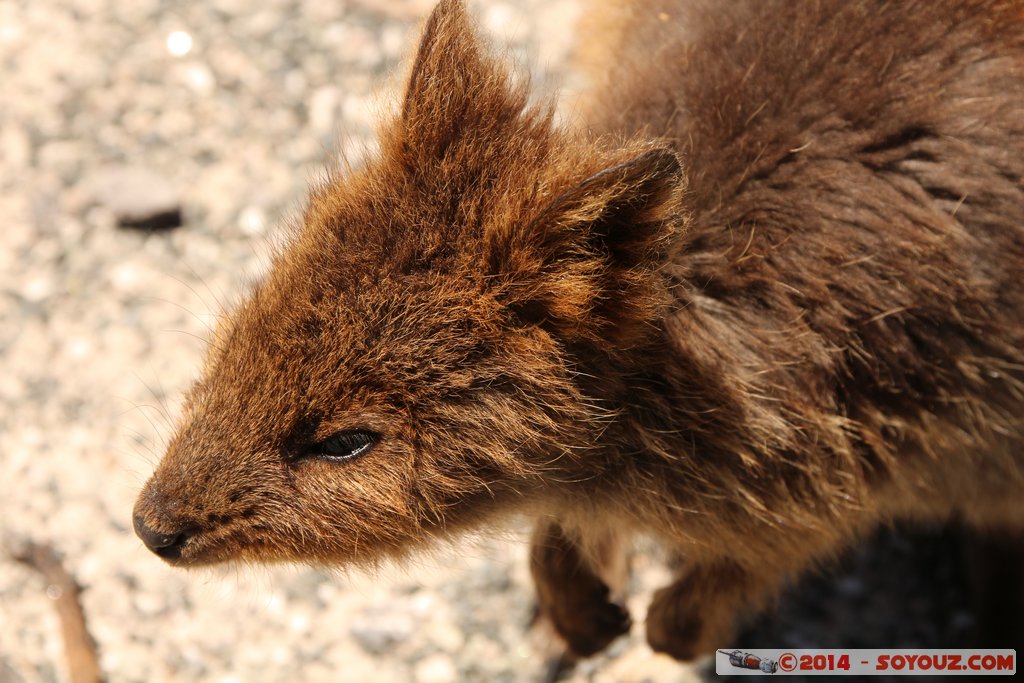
[
  {"xmin": 497, "ymin": 147, "xmax": 686, "ymax": 346},
  {"xmin": 529, "ymin": 147, "xmax": 683, "ymax": 267},
  {"xmin": 399, "ymin": 0, "xmax": 527, "ymax": 165}
]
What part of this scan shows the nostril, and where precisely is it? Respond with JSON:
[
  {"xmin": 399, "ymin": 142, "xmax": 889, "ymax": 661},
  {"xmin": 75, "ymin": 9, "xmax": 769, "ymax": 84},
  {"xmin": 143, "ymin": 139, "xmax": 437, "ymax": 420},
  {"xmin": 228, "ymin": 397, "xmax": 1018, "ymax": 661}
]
[{"xmin": 133, "ymin": 514, "xmax": 196, "ymax": 560}]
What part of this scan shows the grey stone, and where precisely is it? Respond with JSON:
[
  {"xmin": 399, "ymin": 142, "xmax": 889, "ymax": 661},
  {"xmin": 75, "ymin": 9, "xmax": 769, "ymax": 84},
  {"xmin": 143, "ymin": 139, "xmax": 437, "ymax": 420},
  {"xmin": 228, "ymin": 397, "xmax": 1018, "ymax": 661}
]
[
  {"xmin": 349, "ymin": 610, "xmax": 415, "ymax": 655},
  {"xmin": 87, "ymin": 165, "xmax": 182, "ymax": 229}
]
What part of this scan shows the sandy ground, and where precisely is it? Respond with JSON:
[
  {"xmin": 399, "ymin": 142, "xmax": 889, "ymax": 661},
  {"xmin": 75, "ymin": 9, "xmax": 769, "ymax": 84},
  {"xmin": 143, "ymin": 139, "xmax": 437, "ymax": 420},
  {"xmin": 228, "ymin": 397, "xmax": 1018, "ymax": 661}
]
[{"xmin": 0, "ymin": 1, "xmax": 984, "ymax": 682}]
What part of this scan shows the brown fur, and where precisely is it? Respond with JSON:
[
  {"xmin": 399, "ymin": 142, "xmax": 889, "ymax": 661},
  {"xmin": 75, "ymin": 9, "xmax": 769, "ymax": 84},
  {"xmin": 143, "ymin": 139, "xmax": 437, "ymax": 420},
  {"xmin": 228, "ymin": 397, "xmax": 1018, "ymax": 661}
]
[{"xmin": 134, "ymin": 0, "xmax": 1024, "ymax": 660}]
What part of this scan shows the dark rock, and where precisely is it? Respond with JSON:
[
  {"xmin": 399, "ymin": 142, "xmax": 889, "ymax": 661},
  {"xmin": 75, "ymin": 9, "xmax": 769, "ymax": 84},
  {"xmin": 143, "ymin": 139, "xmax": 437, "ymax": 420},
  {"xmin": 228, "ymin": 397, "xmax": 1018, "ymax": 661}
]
[{"xmin": 88, "ymin": 165, "xmax": 183, "ymax": 230}]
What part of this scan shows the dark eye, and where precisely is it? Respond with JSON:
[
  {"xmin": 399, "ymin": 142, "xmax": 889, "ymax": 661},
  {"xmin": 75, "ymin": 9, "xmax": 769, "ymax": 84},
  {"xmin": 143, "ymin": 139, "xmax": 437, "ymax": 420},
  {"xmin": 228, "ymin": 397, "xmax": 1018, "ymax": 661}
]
[{"xmin": 308, "ymin": 430, "xmax": 378, "ymax": 461}]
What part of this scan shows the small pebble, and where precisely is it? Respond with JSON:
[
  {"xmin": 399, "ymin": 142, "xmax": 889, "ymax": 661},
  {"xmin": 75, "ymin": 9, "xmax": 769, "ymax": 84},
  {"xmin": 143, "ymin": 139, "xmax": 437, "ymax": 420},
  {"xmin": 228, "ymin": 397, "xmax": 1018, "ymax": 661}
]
[
  {"xmin": 349, "ymin": 611, "xmax": 414, "ymax": 655},
  {"xmin": 88, "ymin": 165, "xmax": 183, "ymax": 229},
  {"xmin": 167, "ymin": 30, "xmax": 193, "ymax": 57},
  {"xmin": 237, "ymin": 206, "xmax": 267, "ymax": 236},
  {"xmin": 414, "ymin": 653, "xmax": 458, "ymax": 683}
]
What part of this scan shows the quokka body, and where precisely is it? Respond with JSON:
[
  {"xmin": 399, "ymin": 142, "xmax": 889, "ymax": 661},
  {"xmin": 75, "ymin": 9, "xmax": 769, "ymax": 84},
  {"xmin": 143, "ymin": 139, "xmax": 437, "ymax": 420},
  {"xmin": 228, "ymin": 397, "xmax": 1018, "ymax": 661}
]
[{"xmin": 135, "ymin": 0, "xmax": 1024, "ymax": 659}]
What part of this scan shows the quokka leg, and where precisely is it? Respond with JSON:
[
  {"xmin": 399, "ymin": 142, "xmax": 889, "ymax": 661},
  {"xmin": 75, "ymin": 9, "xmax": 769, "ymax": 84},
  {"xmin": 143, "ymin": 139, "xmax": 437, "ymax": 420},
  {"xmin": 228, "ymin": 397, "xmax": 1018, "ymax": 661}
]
[
  {"xmin": 530, "ymin": 519, "xmax": 631, "ymax": 658},
  {"xmin": 646, "ymin": 560, "xmax": 780, "ymax": 660}
]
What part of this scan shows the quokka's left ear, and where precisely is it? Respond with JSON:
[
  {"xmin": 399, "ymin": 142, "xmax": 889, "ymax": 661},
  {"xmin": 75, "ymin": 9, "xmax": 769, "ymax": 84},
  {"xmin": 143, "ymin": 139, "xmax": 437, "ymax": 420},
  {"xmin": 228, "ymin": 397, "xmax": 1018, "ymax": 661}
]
[
  {"xmin": 531, "ymin": 147, "xmax": 684, "ymax": 269},
  {"xmin": 491, "ymin": 147, "xmax": 687, "ymax": 346},
  {"xmin": 398, "ymin": 0, "xmax": 527, "ymax": 167}
]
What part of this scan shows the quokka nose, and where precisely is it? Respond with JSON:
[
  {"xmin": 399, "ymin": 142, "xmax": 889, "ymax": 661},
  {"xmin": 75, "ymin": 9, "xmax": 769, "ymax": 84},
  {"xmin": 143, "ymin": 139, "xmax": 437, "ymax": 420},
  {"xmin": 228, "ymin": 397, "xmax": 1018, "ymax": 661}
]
[{"xmin": 133, "ymin": 514, "xmax": 194, "ymax": 560}]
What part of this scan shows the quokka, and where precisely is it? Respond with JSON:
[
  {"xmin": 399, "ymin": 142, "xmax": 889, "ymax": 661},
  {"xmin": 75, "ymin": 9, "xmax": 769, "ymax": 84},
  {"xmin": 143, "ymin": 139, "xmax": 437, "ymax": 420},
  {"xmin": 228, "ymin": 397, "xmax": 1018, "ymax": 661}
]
[{"xmin": 134, "ymin": 0, "xmax": 1024, "ymax": 660}]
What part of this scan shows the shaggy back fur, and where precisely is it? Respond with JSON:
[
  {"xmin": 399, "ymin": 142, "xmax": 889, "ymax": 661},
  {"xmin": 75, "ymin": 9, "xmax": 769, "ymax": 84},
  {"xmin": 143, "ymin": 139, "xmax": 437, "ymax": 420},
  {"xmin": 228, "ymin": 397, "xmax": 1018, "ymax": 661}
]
[{"xmin": 135, "ymin": 0, "xmax": 1024, "ymax": 660}]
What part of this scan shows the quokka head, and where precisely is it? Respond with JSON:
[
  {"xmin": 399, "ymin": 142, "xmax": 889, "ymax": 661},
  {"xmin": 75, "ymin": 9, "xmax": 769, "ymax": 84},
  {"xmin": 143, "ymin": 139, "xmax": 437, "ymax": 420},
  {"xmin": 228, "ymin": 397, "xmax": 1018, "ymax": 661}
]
[{"xmin": 133, "ymin": 0, "xmax": 686, "ymax": 568}]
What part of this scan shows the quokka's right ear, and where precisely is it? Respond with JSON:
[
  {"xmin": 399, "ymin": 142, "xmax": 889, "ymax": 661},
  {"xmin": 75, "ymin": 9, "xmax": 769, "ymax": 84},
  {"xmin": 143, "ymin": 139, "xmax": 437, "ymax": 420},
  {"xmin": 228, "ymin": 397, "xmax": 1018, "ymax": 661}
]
[{"xmin": 396, "ymin": 0, "xmax": 528, "ymax": 168}]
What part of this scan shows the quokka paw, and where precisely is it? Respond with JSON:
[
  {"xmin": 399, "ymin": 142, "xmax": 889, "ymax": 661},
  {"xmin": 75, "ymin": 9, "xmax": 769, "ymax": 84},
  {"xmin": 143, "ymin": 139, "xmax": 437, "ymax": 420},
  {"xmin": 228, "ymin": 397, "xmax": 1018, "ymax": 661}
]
[
  {"xmin": 645, "ymin": 604, "xmax": 708, "ymax": 661},
  {"xmin": 545, "ymin": 592, "xmax": 632, "ymax": 658},
  {"xmin": 644, "ymin": 580, "xmax": 734, "ymax": 661}
]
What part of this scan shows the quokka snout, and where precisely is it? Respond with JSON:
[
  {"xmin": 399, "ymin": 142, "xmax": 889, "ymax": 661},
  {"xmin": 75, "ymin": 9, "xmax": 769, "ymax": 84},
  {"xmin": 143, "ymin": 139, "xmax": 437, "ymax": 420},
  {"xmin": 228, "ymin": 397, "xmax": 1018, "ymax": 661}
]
[{"xmin": 135, "ymin": 0, "xmax": 1024, "ymax": 661}]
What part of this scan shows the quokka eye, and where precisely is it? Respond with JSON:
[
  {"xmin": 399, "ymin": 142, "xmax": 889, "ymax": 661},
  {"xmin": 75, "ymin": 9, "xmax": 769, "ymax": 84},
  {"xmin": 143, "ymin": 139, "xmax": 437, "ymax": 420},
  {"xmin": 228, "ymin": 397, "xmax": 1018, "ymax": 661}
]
[{"xmin": 309, "ymin": 430, "xmax": 378, "ymax": 461}]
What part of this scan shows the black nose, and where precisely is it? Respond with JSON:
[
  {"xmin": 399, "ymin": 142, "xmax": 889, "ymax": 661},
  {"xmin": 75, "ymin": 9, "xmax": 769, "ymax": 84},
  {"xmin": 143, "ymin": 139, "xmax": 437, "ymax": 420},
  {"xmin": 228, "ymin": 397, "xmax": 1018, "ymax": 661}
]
[{"xmin": 133, "ymin": 514, "xmax": 194, "ymax": 560}]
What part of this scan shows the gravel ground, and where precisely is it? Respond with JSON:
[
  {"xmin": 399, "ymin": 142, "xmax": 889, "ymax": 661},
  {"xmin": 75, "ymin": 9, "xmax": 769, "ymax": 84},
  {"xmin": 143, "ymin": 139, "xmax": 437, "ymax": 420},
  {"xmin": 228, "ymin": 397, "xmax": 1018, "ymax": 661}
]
[{"xmin": 0, "ymin": 1, "xmax": 983, "ymax": 682}]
